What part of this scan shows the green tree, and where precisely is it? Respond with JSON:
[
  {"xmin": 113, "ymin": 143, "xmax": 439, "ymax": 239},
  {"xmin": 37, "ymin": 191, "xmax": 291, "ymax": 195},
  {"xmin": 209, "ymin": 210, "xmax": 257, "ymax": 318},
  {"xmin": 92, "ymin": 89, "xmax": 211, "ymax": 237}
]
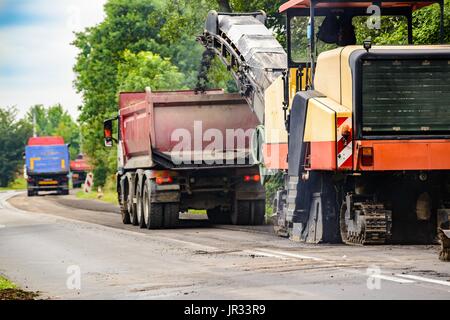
[
  {"xmin": 355, "ymin": 1, "xmax": 450, "ymax": 45},
  {"xmin": 73, "ymin": 0, "xmax": 215, "ymax": 185},
  {"xmin": 0, "ymin": 107, "xmax": 33, "ymax": 187},
  {"xmin": 117, "ymin": 50, "xmax": 185, "ymax": 92},
  {"xmin": 73, "ymin": 0, "xmax": 168, "ymax": 123}
]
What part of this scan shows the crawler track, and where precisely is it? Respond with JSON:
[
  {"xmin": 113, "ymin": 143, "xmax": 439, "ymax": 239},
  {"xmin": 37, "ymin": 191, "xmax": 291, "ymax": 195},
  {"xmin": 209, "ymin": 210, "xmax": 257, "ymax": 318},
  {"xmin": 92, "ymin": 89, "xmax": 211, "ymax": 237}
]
[{"xmin": 342, "ymin": 202, "xmax": 392, "ymax": 246}]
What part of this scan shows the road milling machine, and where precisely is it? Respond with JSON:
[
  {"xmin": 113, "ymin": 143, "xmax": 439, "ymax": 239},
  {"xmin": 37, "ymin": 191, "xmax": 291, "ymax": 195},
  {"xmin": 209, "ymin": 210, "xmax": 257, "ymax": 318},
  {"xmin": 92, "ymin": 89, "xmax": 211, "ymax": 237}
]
[{"xmin": 199, "ymin": 0, "xmax": 450, "ymax": 246}]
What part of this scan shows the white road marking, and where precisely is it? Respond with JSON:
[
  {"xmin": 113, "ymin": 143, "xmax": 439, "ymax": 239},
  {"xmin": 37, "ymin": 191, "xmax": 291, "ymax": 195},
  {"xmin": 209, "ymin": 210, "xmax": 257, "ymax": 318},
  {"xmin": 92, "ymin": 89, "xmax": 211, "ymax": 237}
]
[
  {"xmin": 244, "ymin": 250, "xmax": 291, "ymax": 260},
  {"xmin": 395, "ymin": 274, "xmax": 450, "ymax": 287},
  {"xmin": 256, "ymin": 248, "xmax": 325, "ymax": 262},
  {"xmin": 370, "ymin": 274, "xmax": 416, "ymax": 284},
  {"xmin": 0, "ymin": 224, "xmax": 5, "ymax": 229},
  {"xmin": 0, "ymin": 191, "xmax": 13, "ymax": 208}
]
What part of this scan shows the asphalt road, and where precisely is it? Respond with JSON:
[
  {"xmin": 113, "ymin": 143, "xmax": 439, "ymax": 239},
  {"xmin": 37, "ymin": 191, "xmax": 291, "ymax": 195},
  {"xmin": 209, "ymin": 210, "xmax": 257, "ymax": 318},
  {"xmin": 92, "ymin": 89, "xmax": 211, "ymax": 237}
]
[{"xmin": 0, "ymin": 190, "xmax": 449, "ymax": 300}]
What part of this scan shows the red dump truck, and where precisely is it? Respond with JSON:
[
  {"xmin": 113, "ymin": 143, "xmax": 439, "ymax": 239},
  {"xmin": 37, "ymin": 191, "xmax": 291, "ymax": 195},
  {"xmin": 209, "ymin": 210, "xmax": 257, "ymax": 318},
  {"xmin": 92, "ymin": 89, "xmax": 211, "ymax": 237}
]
[
  {"xmin": 70, "ymin": 154, "xmax": 92, "ymax": 188},
  {"xmin": 104, "ymin": 89, "xmax": 266, "ymax": 229}
]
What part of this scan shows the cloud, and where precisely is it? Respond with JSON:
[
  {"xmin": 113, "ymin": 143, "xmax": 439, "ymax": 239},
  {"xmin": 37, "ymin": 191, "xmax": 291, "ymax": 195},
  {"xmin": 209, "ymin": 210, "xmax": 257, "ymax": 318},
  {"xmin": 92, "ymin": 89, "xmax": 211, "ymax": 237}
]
[{"xmin": 0, "ymin": 0, "xmax": 106, "ymax": 120}]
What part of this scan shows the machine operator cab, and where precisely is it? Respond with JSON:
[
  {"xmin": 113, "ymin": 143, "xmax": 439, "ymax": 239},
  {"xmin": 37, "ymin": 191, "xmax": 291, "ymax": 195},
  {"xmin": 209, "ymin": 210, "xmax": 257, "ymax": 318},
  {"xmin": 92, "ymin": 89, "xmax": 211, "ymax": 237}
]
[{"xmin": 281, "ymin": 0, "xmax": 447, "ymax": 93}]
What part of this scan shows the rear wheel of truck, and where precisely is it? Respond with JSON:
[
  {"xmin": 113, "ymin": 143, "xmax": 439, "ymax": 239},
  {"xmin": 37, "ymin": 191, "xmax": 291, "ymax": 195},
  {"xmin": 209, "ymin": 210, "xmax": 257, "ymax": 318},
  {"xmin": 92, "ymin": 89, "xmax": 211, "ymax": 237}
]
[
  {"xmin": 128, "ymin": 185, "xmax": 138, "ymax": 226},
  {"xmin": 120, "ymin": 187, "xmax": 131, "ymax": 225},
  {"xmin": 207, "ymin": 208, "xmax": 231, "ymax": 225},
  {"xmin": 121, "ymin": 206, "xmax": 131, "ymax": 224},
  {"xmin": 163, "ymin": 204, "xmax": 180, "ymax": 228},
  {"xmin": 137, "ymin": 188, "xmax": 146, "ymax": 229},
  {"xmin": 27, "ymin": 190, "xmax": 35, "ymax": 197},
  {"xmin": 232, "ymin": 201, "xmax": 251, "ymax": 225},
  {"xmin": 251, "ymin": 200, "xmax": 266, "ymax": 225},
  {"xmin": 143, "ymin": 181, "xmax": 163, "ymax": 229},
  {"xmin": 232, "ymin": 200, "xmax": 265, "ymax": 226}
]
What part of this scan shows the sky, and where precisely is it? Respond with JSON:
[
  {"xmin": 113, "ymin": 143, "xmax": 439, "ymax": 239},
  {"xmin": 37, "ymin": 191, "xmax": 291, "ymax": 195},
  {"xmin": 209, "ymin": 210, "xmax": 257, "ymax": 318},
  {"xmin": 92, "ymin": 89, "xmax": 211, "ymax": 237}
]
[{"xmin": 0, "ymin": 0, "xmax": 107, "ymax": 119}]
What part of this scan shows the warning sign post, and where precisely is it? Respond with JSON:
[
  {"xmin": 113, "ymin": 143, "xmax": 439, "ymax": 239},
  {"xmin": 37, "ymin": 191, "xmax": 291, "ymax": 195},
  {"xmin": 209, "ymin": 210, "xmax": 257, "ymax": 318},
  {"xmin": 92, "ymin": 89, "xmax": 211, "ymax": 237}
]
[{"xmin": 84, "ymin": 173, "xmax": 94, "ymax": 193}]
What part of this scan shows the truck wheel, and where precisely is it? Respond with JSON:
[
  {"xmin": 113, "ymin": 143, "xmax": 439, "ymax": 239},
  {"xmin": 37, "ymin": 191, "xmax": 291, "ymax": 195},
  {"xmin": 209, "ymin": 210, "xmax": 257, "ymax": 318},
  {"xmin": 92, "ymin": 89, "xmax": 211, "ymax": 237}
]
[
  {"xmin": 128, "ymin": 186, "xmax": 138, "ymax": 226},
  {"xmin": 120, "ymin": 191, "xmax": 131, "ymax": 225},
  {"xmin": 251, "ymin": 200, "xmax": 266, "ymax": 225},
  {"xmin": 62, "ymin": 189, "xmax": 69, "ymax": 196},
  {"xmin": 163, "ymin": 204, "xmax": 180, "ymax": 228},
  {"xmin": 121, "ymin": 207, "xmax": 131, "ymax": 225},
  {"xmin": 207, "ymin": 208, "xmax": 231, "ymax": 225},
  {"xmin": 27, "ymin": 190, "xmax": 35, "ymax": 197},
  {"xmin": 143, "ymin": 181, "xmax": 163, "ymax": 229},
  {"xmin": 231, "ymin": 201, "xmax": 252, "ymax": 225},
  {"xmin": 137, "ymin": 188, "xmax": 146, "ymax": 229},
  {"xmin": 232, "ymin": 201, "xmax": 266, "ymax": 226}
]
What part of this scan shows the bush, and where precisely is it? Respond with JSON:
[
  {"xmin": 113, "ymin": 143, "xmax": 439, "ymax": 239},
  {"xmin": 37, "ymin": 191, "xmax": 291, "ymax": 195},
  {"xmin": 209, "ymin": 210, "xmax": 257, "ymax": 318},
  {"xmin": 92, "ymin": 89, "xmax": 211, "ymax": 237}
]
[
  {"xmin": 264, "ymin": 172, "xmax": 284, "ymax": 216},
  {"xmin": 93, "ymin": 165, "xmax": 108, "ymax": 188}
]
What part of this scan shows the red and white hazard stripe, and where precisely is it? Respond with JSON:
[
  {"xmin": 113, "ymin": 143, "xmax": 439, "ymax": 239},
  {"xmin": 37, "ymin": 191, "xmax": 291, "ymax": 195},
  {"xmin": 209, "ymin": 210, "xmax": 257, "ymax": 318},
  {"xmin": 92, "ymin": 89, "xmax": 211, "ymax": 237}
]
[
  {"xmin": 337, "ymin": 117, "xmax": 353, "ymax": 170},
  {"xmin": 84, "ymin": 173, "xmax": 94, "ymax": 193}
]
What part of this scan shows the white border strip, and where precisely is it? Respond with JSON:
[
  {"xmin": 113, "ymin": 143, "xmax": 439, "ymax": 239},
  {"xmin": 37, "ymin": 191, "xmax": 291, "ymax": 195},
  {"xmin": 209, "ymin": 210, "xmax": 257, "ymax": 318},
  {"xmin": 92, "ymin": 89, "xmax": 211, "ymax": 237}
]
[{"xmin": 395, "ymin": 274, "xmax": 450, "ymax": 287}]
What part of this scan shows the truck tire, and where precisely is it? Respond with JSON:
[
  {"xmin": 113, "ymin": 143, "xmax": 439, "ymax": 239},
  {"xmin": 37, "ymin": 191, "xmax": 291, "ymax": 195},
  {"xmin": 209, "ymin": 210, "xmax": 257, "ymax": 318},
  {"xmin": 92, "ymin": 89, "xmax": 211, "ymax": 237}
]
[
  {"xmin": 232, "ymin": 200, "xmax": 266, "ymax": 226},
  {"xmin": 231, "ymin": 201, "xmax": 252, "ymax": 225},
  {"xmin": 163, "ymin": 204, "xmax": 180, "ymax": 228},
  {"xmin": 120, "ymin": 205, "xmax": 131, "ymax": 225},
  {"xmin": 62, "ymin": 189, "xmax": 69, "ymax": 196},
  {"xmin": 207, "ymin": 208, "xmax": 231, "ymax": 225},
  {"xmin": 251, "ymin": 200, "xmax": 266, "ymax": 225},
  {"xmin": 128, "ymin": 185, "xmax": 138, "ymax": 226},
  {"xmin": 120, "ymin": 189, "xmax": 131, "ymax": 225},
  {"xmin": 27, "ymin": 190, "xmax": 35, "ymax": 197},
  {"xmin": 148, "ymin": 204, "xmax": 163, "ymax": 229},
  {"xmin": 143, "ymin": 181, "xmax": 163, "ymax": 229},
  {"xmin": 137, "ymin": 188, "xmax": 146, "ymax": 229}
]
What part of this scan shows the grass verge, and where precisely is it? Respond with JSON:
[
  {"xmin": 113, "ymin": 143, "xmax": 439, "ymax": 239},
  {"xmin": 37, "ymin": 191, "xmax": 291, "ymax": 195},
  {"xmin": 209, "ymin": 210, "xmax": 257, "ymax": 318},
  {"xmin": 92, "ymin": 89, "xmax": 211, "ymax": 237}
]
[
  {"xmin": 0, "ymin": 275, "xmax": 38, "ymax": 300},
  {"xmin": 0, "ymin": 177, "xmax": 27, "ymax": 191},
  {"xmin": 76, "ymin": 190, "xmax": 119, "ymax": 205},
  {"xmin": 75, "ymin": 174, "xmax": 118, "ymax": 205}
]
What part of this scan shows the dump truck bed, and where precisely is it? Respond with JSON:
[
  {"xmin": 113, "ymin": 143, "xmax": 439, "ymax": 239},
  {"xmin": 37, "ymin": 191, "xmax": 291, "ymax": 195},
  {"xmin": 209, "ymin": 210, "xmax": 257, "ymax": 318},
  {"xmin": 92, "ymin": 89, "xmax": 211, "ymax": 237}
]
[{"xmin": 119, "ymin": 89, "xmax": 260, "ymax": 170}]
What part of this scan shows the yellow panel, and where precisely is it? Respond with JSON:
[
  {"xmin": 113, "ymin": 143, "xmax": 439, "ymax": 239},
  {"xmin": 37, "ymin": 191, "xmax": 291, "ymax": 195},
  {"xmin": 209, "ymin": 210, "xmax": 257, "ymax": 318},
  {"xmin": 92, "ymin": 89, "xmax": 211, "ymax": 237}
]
[
  {"xmin": 289, "ymin": 68, "xmax": 297, "ymax": 102},
  {"xmin": 315, "ymin": 97, "xmax": 351, "ymax": 114},
  {"xmin": 340, "ymin": 46, "xmax": 358, "ymax": 110},
  {"xmin": 264, "ymin": 75, "xmax": 288, "ymax": 144},
  {"xmin": 304, "ymin": 99, "xmax": 336, "ymax": 142},
  {"xmin": 314, "ymin": 48, "xmax": 343, "ymax": 104},
  {"xmin": 289, "ymin": 68, "xmax": 310, "ymax": 103}
]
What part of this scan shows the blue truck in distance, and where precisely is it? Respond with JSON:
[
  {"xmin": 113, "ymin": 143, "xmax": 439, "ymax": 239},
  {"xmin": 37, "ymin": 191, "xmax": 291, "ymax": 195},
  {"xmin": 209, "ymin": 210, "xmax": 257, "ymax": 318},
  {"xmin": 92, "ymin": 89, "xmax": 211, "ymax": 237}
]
[{"xmin": 25, "ymin": 136, "xmax": 70, "ymax": 196}]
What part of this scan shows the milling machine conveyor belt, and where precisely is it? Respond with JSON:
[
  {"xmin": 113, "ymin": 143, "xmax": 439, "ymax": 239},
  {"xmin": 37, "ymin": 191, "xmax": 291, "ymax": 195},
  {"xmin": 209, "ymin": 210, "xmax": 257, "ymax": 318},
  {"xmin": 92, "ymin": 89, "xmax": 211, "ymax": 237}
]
[{"xmin": 198, "ymin": 11, "xmax": 287, "ymax": 123}]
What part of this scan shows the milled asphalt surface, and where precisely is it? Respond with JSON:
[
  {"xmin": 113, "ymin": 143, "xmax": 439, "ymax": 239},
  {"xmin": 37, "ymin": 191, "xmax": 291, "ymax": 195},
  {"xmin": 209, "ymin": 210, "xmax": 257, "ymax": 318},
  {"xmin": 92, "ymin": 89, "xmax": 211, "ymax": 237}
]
[{"xmin": 0, "ymin": 190, "xmax": 449, "ymax": 300}]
